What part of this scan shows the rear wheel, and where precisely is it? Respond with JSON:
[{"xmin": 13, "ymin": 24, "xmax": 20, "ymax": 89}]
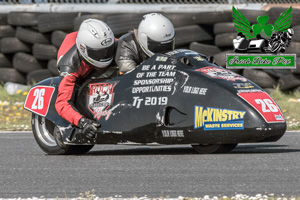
[
  {"xmin": 192, "ymin": 144, "xmax": 237, "ymax": 154},
  {"xmin": 31, "ymin": 113, "xmax": 94, "ymax": 155}
]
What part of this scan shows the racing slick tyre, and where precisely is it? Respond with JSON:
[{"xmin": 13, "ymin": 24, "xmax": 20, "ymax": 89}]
[
  {"xmin": 16, "ymin": 26, "xmax": 50, "ymax": 44},
  {"xmin": 13, "ymin": 52, "xmax": 45, "ymax": 74},
  {"xmin": 8, "ymin": 12, "xmax": 41, "ymax": 26},
  {"xmin": 26, "ymin": 69, "xmax": 53, "ymax": 85},
  {"xmin": 213, "ymin": 50, "xmax": 234, "ymax": 67},
  {"xmin": 278, "ymin": 74, "xmax": 300, "ymax": 91},
  {"xmin": 47, "ymin": 59, "xmax": 59, "ymax": 76},
  {"xmin": 73, "ymin": 14, "xmax": 109, "ymax": 31},
  {"xmin": 164, "ymin": 12, "xmax": 231, "ymax": 27},
  {"xmin": 163, "ymin": 13, "xmax": 201, "ymax": 28},
  {"xmin": 51, "ymin": 30, "xmax": 68, "ymax": 48},
  {"xmin": 106, "ymin": 13, "xmax": 144, "ymax": 36},
  {"xmin": 284, "ymin": 42, "xmax": 300, "ymax": 56},
  {"xmin": 37, "ymin": 13, "xmax": 80, "ymax": 33},
  {"xmin": 192, "ymin": 144, "xmax": 237, "ymax": 154},
  {"xmin": 213, "ymin": 22, "xmax": 235, "ymax": 35},
  {"xmin": 189, "ymin": 42, "xmax": 221, "ymax": 56},
  {"xmin": 0, "ymin": 14, "xmax": 7, "ymax": 25},
  {"xmin": 0, "ymin": 25, "xmax": 15, "ymax": 38},
  {"xmin": 175, "ymin": 25, "xmax": 214, "ymax": 47},
  {"xmin": 32, "ymin": 43, "xmax": 58, "ymax": 60},
  {"xmin": 0, "ymin": 68, "xmax": 26, "ymax": 84},
  {"xmin": 243, "ymin": 69, "xmax": 277, "ymax": 88},
  {"xmin": 292, "ymin": 26, "xmax": 300, "ymax": 42},
  {"xmin": 0, "ymin": 53, "xmax": 13, "ymax": 68},
  {"xmin": 191, "ymin": 11, "xmax": 232, "ymax": 25},
  {"xmin": 263, "ymin": 69, "xmax": 291, "ymax": 78},
  {"xmin": 215, "ymin": 32, "xmax": 238, "ymax": 47},
  {"xmin": 292, "ymin": 57, "xmax": 300, "ymax": 74},
  {"xmin": 0, "ymin": 37, "xmax": 31, "ymax": 54},
  {"xmin": 32, "ymin": 114, "xmax": 94, "ymax": 155}
]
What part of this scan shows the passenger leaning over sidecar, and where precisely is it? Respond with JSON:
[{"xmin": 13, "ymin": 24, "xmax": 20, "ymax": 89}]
[
  {"xmin": 115, "ymin": 13, "xmax": 175, "ymax": 74},
  {"xmin": 54, "ymin": 19, "xmax": 117, "ymax": 148}
]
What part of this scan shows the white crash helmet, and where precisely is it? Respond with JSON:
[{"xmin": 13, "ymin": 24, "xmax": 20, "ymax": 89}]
[
  {"xmin": 286, "ymin": 28, "xmax": 294, "ymax": 39},
  {"xmin": 137, "ymin": 13, "xmax": 175, "ymax": 57},
  {"xmin": 76, "ymin": 19, "xmax": 115, "ymax": 68}
]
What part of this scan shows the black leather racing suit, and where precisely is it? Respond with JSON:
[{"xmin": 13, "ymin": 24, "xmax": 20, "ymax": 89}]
[{"xmin": 115, "ymin": 31, "xmax": 148, "ymax": 73}]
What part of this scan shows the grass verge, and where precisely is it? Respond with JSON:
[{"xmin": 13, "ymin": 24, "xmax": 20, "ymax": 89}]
[
  {"xmin": 0, "ymin": 85, "xmax": 299, "ymax": 131},
  {"xmin": 0, "ymin": 84, "xmax": 31, "ymax": 131},
  {"xmin": 270, "ymin": 87, "xmax": 300, "ymax": 130}
]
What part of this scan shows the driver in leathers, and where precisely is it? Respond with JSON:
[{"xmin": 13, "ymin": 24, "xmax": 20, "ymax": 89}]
[
  {"xmin": 115, "ymin": 13, "xmax": 175, "ymax": 74},
  {"xmin": 54, "ymin": 19, "xmax": 116, "ymax": 147}
]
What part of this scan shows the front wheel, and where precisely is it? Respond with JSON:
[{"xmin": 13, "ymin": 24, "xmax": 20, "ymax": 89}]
[
  {"xmin": 31, "ymin": 113, "xmax": 94, "ymax": 155},
  {"xmin": 191, "ymin": 144, "xmax": 237, "ymax": 154},
  {"xmin": 270, "ymin": 42, "xmax": 281, "ymax": 53}
]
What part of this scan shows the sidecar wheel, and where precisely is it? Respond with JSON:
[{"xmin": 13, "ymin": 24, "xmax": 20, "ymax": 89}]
[
  {"xmin": 192, "ymin": 144, "xmax": 237, "ymax": 154},
  {"xmin": 32, "ymin": 113, "xmax": 94, "ymax": 155}
]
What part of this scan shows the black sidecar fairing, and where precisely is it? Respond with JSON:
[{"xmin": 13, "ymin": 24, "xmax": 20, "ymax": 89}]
[{"xmin": 71, "ymin": 49, "xmax": 286, "ymax": 145}]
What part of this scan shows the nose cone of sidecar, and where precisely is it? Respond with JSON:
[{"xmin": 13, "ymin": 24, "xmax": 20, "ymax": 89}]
[{"xmin": 162, "ymin": 54, "xmax": 286, "ymax": 144}]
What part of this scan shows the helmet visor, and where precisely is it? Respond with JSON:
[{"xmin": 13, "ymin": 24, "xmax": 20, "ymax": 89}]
[
  {"xmin": 86, "ymin": 44, "xmax": 114, "ymax": 62},
  {"xmin": 147, "ymin": 37, "xmax": 175, "ymax": 54}
]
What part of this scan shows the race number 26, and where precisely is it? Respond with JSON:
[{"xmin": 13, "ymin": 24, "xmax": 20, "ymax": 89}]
[
  {"xmin": 31, "ymin": 88, "xmax": 45, "ymax": 110},
  {"xmin": 24, "ymin": 86, "xmax": 55, "ymax": 116},
  {"xmin": 254, "ymin": 99, "xmax": 278, "ymax": 112},
  {"xmin": 238, "ymin": 92, "xmax": 284, "ymax": 123}
]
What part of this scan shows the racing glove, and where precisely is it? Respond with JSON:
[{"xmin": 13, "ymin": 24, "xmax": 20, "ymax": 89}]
[{"xmin": 78, "ymin": 118, "xmax": 101, "ymax": 139}]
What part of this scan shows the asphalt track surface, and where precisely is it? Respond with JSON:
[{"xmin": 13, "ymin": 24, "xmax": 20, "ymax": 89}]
[{"xmin": 1, "ymin": 131, "xmax": 300, "ymax": 198}]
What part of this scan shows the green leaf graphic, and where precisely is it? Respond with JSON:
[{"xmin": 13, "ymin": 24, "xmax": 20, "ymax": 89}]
[
  {"xmin": 232, "ymin": 6, "xmax": 254, "ymax": 39},
  {"xmin": 273, "ymin": 6, "xmax": 292, "ymax": 33},
  {"xmin": 264, "ymin": 24, "xmax": 275, "ymax": 36},
  {"xmin": 257, "ymin": 15, "xmax": 269, "ymax": 25},
  {"xmin": 252, "ymin": 24, "xmax": 263, "ymax": 36}
]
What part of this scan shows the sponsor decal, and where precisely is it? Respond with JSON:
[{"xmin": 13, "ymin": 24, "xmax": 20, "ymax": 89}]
[
  {"xmin": 238, "ymin": 92, "xmax": 285, "ymax": 123},
  {"xmin": 193, "ymin": 56, "xmax": 205, "ymax": 61},
  {"xmin": 132, "ymin": 85, "xmax": 172, "ymax": 94},
  {"xmin": 133, "ymin": 78, "xmax": 174, "ymax": 86},
  {"xmin": 183, "ymin": 86, "xmax": 207, "ymax": 95},
  {"xmin": 24, "ymin": 86, "xmax": 55, "ymax": 116},
  {"xmin": 227, "ymin": 54, "xmax": 296, "ymax": 69},
  {"xmin": 101, "ymin": 38, "xmax": 112, "ymax": 46},
  {"xmin": 102, "ymin": 130, "xmax": 122, "ymax": 134},
  {"xmin": 155, "ymin": 56, "xmax": 168, "ymax": 62},
  {"xmin": 275, "ymin": 114, "xmax": 284, "ymax": 120},
  {"xmin": 87, "ymin": 82, "xmax": 116, "ymax": 120},
  {"xmin": 166, "ymin": 49, "xmax": 195, "ymax": 56},
  {"xmin": 237, "ymin": 89, "xmax": 262, "ymax": 93},
  {"xmin": 80, "ymin": 44, "xmax": 86, "ymax": 53},
  {"xmin": 133, "ymin": 96, "xmax": 168, "ymax": 108},
  {"xmin": 194, "ymin": 106, "xmax": 246, "ymax": 130},
  {"xmin": 233, "ymin": 82, "xmax": 254, "ymax": 89},
  {"xmin": 228, "ymin": 6, "xmax": 296, "ymax": 69},
  {"xmin": 195, "ymin": 66, "xmax": 247, "ymax": 82},
  {"xmin": 256, "ymin": 127, "xmax": 272, "ymax": 131},
  {"xmin": 162, "ymin": 130, "xmax": 184, "ymax": 138},
  {"xmin": 164, "ymin": 33, "xmax": 172, "ymax": 38},
  {"xmin": 132, "ymin": 64, "xmax": 177, "ymax": 94}
]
